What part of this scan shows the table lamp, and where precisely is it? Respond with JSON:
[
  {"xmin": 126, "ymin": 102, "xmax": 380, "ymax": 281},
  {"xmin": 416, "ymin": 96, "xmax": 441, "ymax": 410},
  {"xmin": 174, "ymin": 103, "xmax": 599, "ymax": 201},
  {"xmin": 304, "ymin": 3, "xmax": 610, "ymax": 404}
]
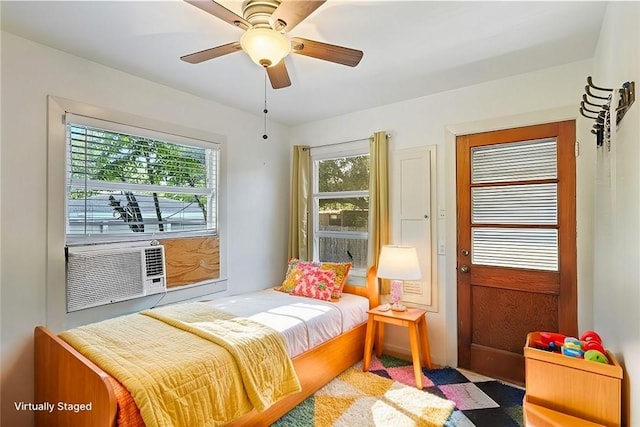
[{"xmin": 377, "ymin": 245, "xmax": 421, "ymax": 312}]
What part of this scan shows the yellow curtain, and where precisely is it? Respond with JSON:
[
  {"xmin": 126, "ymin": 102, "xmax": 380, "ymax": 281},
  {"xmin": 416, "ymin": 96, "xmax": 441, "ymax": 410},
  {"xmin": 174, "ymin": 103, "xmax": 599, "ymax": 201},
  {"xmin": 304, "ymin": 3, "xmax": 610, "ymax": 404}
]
[
  {"xmin": 287, "ymin": 145, "xmax": 311, "ymax": 260},
  {"xmin": 368, "ymin": 131, "xmax": 391, "ymax": 293}
]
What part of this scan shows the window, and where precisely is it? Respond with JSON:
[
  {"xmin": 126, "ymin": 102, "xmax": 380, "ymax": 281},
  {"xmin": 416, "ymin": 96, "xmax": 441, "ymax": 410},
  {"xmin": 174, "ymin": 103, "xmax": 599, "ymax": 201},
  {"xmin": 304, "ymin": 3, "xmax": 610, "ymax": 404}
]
[
  {"xmin": 311, "ymin": 143, "xmax": 370, "ymax": 272},
  {"xmin": 65, "ymin": 113, "xmax": 219, "ymax": 244}
]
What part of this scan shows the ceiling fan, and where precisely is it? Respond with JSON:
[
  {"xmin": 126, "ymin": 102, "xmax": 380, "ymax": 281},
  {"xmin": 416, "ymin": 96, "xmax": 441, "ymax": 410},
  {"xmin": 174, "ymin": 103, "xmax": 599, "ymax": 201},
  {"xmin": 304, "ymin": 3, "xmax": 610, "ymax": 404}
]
[{"xmin": 181, "ymin": 0, "xmax": 364, "ymax": 89}]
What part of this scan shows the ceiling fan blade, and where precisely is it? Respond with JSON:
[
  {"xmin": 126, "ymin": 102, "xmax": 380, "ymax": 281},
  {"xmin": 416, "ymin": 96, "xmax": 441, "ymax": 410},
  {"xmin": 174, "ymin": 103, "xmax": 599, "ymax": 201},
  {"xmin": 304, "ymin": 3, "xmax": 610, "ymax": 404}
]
[
  {"xmin": 180, "ymin": 42, "xmax": 242, "ymax": 64},
  {"xmin": 266, "ymin": 60, "xmax": 291, "ymax": 89},
  {"xmin": 291, "ymin": 37, "xmax": 363, "ymax": 67},
  {"xmin": 184, "ymin": 0, "xmax": 250, "ymax": 30},
  {"xmin": 269, "ymin": 1, "xmax": 325, "ymax": 32}
]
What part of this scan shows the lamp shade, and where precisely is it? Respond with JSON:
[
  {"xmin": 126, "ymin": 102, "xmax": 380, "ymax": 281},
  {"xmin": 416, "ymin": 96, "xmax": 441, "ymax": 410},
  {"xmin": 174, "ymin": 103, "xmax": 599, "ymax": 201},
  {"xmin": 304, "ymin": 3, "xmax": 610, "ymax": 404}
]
[
  {"xmin": 240, "ymin": 28, "xmax": 291, "ymax": 67},
  {"xmin": 377, "ymin": 245, "xmax": 421, "ymax": 281}
]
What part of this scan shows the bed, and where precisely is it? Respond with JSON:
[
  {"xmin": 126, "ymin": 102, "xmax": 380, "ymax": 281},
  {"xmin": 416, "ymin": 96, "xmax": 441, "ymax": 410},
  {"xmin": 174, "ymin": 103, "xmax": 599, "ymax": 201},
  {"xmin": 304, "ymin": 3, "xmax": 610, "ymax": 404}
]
[{"xmin": 34, "ymin": 266, "xmax": 379, "ymax": 426}]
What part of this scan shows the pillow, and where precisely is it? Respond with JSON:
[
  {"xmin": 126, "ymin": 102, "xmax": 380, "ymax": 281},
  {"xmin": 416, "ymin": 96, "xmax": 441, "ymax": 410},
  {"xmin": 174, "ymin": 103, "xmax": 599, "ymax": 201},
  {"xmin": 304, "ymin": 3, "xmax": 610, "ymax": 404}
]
[
  {"xmin": 275, "ymin": 259, "xmax": 315, "ymax": 293},
  {"xmin": 290, "ymin": 267, "xmax": 337, "ymax": 301},
  {"xmin": 318, "ymin": 262, "xmax": 352, "ymax": 299},
  {"xmin": 275, "ymin": 258, "xmax": 352, "ymax": 299}
]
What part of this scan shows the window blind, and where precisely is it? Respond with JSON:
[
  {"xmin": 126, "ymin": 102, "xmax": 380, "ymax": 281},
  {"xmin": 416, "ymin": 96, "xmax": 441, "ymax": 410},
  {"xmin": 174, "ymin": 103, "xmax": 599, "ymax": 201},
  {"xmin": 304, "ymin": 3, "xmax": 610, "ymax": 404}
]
[
  {"xmin": 471, "ymin": 138, "xmax": 557, "ymax": 183},
  {"xmin": 470, "ymin": 137, "xmax": 559, "ymax": 271},
  {"xmin": 472, "ymin": 228, "xmax": 559, "ymax": 271},
  {"xmin": 472, "ymin": 183, "xmax": 557, "ymax": 224},
  {"xmin": 65, "ymin": 114, "xmax": 218, "ymax": 241}
]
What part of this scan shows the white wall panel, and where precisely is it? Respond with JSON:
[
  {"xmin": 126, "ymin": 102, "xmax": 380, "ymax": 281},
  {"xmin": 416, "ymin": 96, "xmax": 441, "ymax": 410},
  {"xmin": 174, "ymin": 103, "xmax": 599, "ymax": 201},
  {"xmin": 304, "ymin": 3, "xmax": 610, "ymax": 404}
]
[{"xmin": 394, "ymin": 147, "xmax": 436, "ymax": 309}]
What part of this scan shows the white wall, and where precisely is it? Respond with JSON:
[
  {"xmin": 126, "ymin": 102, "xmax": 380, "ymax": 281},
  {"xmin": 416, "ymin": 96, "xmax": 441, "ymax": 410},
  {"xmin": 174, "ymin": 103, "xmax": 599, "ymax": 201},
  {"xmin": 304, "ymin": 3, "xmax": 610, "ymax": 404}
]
[
  {"xmin": 0, "ymin": 30, "xmax": 3, "ymax": 426},
  {"xmin": 591, "ymin": 3, "xmax": 640, "ymax": 425},
  {"xmin": 0, "ymin": 32, "xmax": 291, "ymax": 426},
  {"xmin": 290, "ymin": 59, "xmax": 595, "ymax": 368}
]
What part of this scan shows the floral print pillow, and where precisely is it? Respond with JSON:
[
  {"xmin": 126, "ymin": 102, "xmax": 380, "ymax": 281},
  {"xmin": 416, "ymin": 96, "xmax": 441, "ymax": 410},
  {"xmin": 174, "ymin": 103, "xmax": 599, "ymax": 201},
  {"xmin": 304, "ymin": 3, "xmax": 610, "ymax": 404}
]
[
  {"xmin": 318, "ymin": 262, "xmax": 351, "ymax": 299},
  {"xmin": 275, "ymin": 259, "xmax": 318, "ymax": 293},
  {"xmin": 291, "ymin": 267, "xmax": 337, "ymax": 301},
  {"xmin": 275, "ymin": 258, "xmax": 352, "ymax": 300}
]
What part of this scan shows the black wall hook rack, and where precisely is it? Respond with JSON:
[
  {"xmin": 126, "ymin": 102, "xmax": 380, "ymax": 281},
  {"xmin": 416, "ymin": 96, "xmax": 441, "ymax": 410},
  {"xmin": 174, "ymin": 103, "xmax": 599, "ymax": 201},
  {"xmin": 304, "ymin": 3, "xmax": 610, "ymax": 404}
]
[
  {"xmin": 616, "ymin": 81, "xmax": 635, "ymax": 124},
  {"xmin": 579, "ymin": 76, "xmax": 635, "ymax": 148}
]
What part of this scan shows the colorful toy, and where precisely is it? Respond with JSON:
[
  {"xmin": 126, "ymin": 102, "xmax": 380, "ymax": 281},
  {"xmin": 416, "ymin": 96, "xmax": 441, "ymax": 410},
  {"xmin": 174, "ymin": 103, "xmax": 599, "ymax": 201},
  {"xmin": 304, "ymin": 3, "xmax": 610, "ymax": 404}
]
[
  {"xmin": 562, "ymin": 337, "xmax": 584, "ymax": 358},
  {"xmin": 533, "ymin": 332, "xmax": 566, "ymax": 352},
  {"xmin": 583, "ymin": 340, "xmax": 606, "ymax": 354},
  {"xmin": 580, "ymin": 330, "xmax": 602, "ymax": 344},
  {"xmin": 562, "ymin": 345, "xmax": 584, "ymax": 358},
  {"xmin": 584, "ymin": 349, "xmax": 609, "ymax": 364},
  {"xmin": 534, "ymin": 330, "xmax": 610, "ymax": 364},
  {"xmin": 564, "ymin": 337, "xmax": 582, "ymax": 348}
]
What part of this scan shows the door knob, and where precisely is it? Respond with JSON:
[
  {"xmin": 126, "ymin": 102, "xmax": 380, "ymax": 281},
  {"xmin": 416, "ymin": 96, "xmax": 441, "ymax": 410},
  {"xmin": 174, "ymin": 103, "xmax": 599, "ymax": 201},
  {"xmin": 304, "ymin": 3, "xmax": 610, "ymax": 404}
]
[{"xmin": 459, "ymin": 265, "xmax": 470, "ymax": 273}]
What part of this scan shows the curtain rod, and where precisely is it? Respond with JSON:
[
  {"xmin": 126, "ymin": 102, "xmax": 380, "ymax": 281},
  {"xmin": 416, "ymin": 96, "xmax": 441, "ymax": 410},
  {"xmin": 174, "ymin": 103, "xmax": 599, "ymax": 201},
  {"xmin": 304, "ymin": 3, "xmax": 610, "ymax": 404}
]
[{"xmin": 303, "ymin": 133, "xmax": 391, "ymax": 150}]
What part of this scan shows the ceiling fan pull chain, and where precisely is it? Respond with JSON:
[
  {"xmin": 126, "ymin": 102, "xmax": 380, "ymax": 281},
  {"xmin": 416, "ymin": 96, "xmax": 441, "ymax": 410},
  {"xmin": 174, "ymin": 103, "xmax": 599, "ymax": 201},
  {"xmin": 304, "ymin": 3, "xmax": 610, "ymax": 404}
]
[{"xmin": 263, "ymin": 70, "xmax": 268, "ymax": 140}]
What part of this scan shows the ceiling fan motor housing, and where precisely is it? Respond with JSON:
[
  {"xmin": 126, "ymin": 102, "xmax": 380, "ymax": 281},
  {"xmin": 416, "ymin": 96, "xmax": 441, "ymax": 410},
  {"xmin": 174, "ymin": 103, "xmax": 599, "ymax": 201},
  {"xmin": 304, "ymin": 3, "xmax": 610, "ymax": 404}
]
[{"xmin": 242, "ymin": 0, "xmax": 281, "ymax": 28}]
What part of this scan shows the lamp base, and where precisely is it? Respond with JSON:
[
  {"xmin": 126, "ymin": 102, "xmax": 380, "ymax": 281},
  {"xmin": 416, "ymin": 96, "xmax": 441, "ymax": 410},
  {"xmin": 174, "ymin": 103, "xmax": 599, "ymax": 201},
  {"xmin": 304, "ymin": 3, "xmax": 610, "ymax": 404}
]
[{"xmin": 391, "ymin": 302, "xmax": 407, "ymax": 312}]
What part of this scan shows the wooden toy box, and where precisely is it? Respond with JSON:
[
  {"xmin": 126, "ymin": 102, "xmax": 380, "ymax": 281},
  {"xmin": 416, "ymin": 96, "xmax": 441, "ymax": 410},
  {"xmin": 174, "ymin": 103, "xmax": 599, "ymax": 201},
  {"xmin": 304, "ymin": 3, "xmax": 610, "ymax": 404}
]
[{"xmin": 524, "ymin": 332, "xmax": 623, "ymax": 427}]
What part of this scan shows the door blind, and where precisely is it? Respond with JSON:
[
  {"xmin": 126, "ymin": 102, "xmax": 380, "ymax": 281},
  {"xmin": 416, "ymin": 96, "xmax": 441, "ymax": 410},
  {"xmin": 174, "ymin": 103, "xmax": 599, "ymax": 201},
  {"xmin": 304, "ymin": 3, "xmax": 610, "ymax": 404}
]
[
  {"xmin": 472, "ymin": 183, "xmax": 557, "ymax": 224},
  {"xmin": 472, "ymin": 228, "xmax": 559, "ymax": 271},
  {"xmin": 470, "ymin": 137, "xmax": 558, "ymax": 271},
  {"xmin": 471, "ymin": 138, "xmax": 557, "ymax": 183}
]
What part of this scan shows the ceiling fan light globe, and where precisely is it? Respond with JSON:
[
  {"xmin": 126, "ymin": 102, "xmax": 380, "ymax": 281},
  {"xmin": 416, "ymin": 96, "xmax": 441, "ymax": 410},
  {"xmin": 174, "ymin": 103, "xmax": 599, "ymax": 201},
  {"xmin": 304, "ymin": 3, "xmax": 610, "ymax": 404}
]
[{"xmin": 240, "ymin": 28, "xmax": 290, "ymax": 68}]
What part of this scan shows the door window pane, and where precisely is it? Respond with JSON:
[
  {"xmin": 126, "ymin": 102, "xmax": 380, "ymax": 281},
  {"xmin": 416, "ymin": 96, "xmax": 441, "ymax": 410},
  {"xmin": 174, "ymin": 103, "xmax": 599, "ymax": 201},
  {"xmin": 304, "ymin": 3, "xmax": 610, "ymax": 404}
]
[
  {"xmin": 472, "ymin": 227, "xmax": 558, "ymax": 271},
  {"xmin": 471, "ymin": 138, "xmax": 557, "ymax": 183},
  {"xmin": 472, "ymin": 184, "xmax": 557, "ymax": 225}
]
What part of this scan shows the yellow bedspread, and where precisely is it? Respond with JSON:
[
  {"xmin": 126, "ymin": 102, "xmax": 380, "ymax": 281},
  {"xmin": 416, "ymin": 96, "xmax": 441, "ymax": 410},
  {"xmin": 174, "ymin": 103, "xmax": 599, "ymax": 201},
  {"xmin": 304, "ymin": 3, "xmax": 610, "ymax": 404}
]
[{"xmin": 59, "ymin": 303, "xmax": 301, "ymax": 427}]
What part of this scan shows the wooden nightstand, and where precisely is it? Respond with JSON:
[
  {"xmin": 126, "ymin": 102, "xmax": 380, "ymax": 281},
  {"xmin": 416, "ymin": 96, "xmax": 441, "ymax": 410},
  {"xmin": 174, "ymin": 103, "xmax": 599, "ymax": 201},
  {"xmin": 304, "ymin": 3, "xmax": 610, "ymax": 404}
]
[{"xmin": 363, "ymin": 306, "xmax": 432, "ymax": 388}]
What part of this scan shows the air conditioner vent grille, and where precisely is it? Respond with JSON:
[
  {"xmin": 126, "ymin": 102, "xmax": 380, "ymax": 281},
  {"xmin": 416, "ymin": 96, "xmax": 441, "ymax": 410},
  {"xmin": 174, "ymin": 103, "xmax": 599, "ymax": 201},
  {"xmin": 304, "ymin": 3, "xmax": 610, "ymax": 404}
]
[
  {"xmin": 66, "ymin": 245, "xmax": 166, "ymax": 312},
  {"xmin": 145, "ymin": 247, "xmax": 165, "ymax": 276},
  {"xmin": 67, "ymin": 251, "xmax": 144, "ymax": 312}
]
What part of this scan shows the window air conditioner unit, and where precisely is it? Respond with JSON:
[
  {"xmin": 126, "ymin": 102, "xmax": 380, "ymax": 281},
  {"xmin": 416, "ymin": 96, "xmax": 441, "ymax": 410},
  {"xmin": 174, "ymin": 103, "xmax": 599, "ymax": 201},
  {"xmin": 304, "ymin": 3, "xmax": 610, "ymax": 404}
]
[{"xmin": 66, "ymin": 244, "xmax": 167, "ymax": 312}]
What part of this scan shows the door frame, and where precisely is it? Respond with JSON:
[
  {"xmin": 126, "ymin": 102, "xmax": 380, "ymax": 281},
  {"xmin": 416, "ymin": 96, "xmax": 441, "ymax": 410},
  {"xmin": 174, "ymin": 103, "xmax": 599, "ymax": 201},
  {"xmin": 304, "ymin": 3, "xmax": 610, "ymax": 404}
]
[
  {"xmin": 442, "ymin": 107, "xmax": 585, "ymax": 368},
  {"xmin": 455, "ymin": 121, "xmax": 577, "ymax": 383}
]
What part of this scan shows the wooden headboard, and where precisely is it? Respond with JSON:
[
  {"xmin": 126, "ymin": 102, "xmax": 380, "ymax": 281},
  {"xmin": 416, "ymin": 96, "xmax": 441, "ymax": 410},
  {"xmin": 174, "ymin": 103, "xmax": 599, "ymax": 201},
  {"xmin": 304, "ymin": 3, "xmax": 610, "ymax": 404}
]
[{"xmin": 343, "ymin": 265, "xmax": 379, "ymax": 309}]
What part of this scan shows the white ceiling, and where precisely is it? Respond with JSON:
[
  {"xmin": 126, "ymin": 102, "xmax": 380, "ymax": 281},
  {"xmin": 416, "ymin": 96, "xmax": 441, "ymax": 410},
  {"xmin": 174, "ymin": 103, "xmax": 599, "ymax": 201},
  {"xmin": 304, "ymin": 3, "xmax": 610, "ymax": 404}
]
[{"xmin": 1, "ymin": 1, "xmax": 607, "ymax": 126}]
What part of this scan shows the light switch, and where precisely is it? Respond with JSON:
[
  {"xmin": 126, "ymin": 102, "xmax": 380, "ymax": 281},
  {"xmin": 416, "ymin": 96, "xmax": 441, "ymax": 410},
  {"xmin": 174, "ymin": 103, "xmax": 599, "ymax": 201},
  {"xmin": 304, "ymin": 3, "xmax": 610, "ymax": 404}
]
[{"xmin": 438, "ymin": 242, "xmax": 446, "ymax": 255}]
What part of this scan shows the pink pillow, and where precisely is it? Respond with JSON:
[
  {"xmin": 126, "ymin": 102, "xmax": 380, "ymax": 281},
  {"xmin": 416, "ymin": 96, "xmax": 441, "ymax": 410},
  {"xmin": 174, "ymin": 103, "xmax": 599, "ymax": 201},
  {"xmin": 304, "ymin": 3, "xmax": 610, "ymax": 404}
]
[
  {"xmin": 275, "ymin": 258, "xmax": 351, "ymax": 300},
  {"xmin": 291, "ymin": 267, "xmax": 337, "ymax": 301},
  {"xmin": 275, "ymin": 259, "xmax": 318, "ymax": 293}
]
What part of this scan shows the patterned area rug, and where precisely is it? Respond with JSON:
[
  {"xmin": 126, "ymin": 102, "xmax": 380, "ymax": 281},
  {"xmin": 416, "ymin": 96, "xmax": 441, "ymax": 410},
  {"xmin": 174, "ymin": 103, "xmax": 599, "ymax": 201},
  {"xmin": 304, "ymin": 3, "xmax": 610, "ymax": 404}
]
[{"xmin": 273, "ymin": 355, "xmax": 525, "ymax": 427}]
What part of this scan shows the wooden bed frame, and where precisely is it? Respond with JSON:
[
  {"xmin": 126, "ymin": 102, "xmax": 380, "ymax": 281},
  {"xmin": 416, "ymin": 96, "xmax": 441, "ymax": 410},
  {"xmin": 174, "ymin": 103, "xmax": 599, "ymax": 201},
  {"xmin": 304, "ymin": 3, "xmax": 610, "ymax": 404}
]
[{"xmin": 34, "ymin": 268, "xmax": 379, "ymax": 427}]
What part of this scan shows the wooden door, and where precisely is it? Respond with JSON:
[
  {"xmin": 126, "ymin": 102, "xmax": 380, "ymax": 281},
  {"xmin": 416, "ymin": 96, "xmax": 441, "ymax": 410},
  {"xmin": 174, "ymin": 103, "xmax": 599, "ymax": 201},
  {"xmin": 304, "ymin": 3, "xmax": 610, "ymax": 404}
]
[{"xmin": 456, "ymin": 121, "xmax": 577, "ymax": 384}]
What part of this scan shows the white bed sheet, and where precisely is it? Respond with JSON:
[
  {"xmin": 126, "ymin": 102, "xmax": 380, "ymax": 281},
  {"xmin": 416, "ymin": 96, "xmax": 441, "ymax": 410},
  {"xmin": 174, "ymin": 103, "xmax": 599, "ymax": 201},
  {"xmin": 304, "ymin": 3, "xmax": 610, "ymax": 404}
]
[{"xmin": 202, "ymin": 289, "xmax": 369, "ymax": 357}]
